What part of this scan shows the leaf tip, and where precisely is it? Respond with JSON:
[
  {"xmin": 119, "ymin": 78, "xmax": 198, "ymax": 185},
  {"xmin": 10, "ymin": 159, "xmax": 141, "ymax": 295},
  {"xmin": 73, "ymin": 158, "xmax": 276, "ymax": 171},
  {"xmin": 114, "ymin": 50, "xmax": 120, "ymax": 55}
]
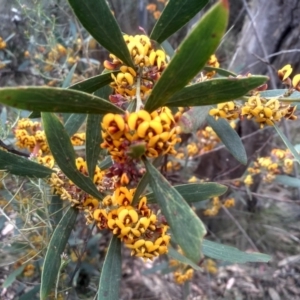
[{"xmin": 221, "ymin": 0, "xmax": 229, "ymax": 10}]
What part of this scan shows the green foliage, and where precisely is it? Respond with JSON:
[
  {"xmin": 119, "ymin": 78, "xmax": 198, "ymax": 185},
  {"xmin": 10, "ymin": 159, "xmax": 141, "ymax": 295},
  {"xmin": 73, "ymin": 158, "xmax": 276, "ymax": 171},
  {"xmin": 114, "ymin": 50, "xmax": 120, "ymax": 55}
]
[
  {"xmin": 0, "ymin": 0, "xmax": 284, "ymax": 299},
  {"xmin": 150, "ymin": 0, "xmax": 210, "ymax": 43},
  {"xmin": 41, "ymin": 207, "xmax": 78, "ymax": 300},
  {"xmin": 98, "ymin": 236, "xmax": 122, "ymax": 300},
  {"xmin": 69, "ymin": 71, "xmax": 119, "ymax": 94},
  {"xmin": 68, "ymin": 0, "xmax": 134, "ymax": 67},
  {"xmin": 145, "ymin": 182, "xmax": 227, "ymax": 204},
  {"xmin": 0, "ymin": 87, "xmax": 124, "ymax": 114},
  {"xmin": 145, "ymin": 0, "xmax": 229, "ymax": 112},
  {"xmin": 207, "ymin": 115, "xmax": 247, "ymax": 164},
  {"xmin": 202, "ymin": 240, "xmax": 271, "ymax": 263},
  {"xmin": 166, "ymin": 76, "xmax": 268, "ymax": 107},
  {"xmin": 42, "ymin": 112, "xmax": 104, "ymax": 199},
  {"xmin": 143, "ymin": 157, "xmax": 207, "ymax": 263},
  {"xmin": 0, "ymin": 149, "xmax": 52, "ymax": 178}
]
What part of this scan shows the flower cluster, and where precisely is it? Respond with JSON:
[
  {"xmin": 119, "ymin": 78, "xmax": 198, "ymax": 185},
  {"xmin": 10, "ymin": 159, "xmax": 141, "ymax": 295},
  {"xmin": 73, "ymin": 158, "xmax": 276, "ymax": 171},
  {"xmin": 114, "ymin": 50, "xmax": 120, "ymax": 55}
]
[
  {"xmin": 92, "ymin": 187, "xmax": 170, "ymax": 260},
  {"xmin": 241, "ymin": 96, "xmax": 296, "ymax": 127},
  {"xmin": 169, "ymin": 248, "xmax": 194, "ymax": 284},
  {"xmin": 203, "ymin": 196, "xmax": 235, "ymax": 216},
  {"xmin": 209, "ymin": 96, "xmax": 296, "ymax": 128},
  {"xmin": 278, "ymin": 64, "xmax": 300, "ymax": 92},
  {"xmin": 209, "ymin": 101, "xmax": 239, "ymax": 120},
  {"xmin": 101, "ymin": 108, "xmax": 181, "ymax": 162},
  {"xmin": 14, "ymin": 118, "xmax": 86, "ymax": 164},
  {"xmin": 14, "ymin": 118, "xmax": 50, "ymax": 155},
  {"xmin": 104, "ymin": 34, "xmax": 168, "ymax": 107},
  {"xmin": 40, "ymin": 43, "xmax": 80, "ymax": 72},
  {"xmin": 245, "ymin": 148, "xmax": 294, "ymax": 186},
  {"xmin": 49, "ymin": 157, "xmax": 104, "ymax": 210}
]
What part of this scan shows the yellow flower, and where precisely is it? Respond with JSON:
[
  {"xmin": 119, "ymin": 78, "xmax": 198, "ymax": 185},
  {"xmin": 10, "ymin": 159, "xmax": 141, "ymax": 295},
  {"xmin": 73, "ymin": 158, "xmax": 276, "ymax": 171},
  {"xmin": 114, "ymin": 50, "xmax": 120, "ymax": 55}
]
[
  {"xmin": 112, "ymin": 187, "xmax": 135, "ymax": 206},
  {"xmin": 94, "ymin": 209, "xmax": 108, "ymax": 230},
  {"xmin": 204, "ymin": 259, "xmax": 218, "ymax": 274},
  {"xmin": 209, "ymin": 101, "xmax": 239, "ymax": 120},
  {"xmin": 278, "ymin": 64, "xmax": 293, "ymax": 81},
  {"xmin": 292, "ymin": 74, "xmax": 300, "ymax": 91},
  {"xmin": 244, "ymin": 174, "xmax": 253, "ymax": 186},
  {"xmin": 223, "ymin": 198, "xmax": 235, "ymax": 208}
]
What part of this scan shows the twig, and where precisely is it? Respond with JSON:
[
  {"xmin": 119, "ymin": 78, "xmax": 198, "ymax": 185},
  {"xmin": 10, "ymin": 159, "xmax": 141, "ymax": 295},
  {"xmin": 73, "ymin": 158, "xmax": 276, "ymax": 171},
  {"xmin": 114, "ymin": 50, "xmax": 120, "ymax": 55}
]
[{"xmin": 221, "ymin": 205, "xmax": 259, "ymax": 251}]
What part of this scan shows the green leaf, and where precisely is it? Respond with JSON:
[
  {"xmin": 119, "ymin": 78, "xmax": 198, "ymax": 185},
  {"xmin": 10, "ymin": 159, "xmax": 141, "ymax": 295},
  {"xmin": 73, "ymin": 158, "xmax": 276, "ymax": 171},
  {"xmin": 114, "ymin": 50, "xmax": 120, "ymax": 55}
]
[
  {"xmin": 0, "ymin": 149, "xmax": 52, "ymax": 178},
  {"xmin": 260, "ymin": 89, "xmax": 300, "ymax": 101},
  {"xmin": 202, "ymin": 239, "xmax": 271, "ymax": 263},
  {"xmin": 143, "ymin": 157, "xmax": 207, "ymax": 263},
  {"xmin": 150, "ymin": 0, "xmax": 209, "ymax": 43},
  {"xmin": 2, "ymin": 265, "xmax": 25, "ymax": 288},
  {"xmin": 161, "ymin": 40, "xmax": 175, "ymax": 58},
  {"xmin": 0, "ymin": 87, "xmax": 124, "ymax": 114},
  {"xmin": 98, "ymin": 156, "xmax": 113, "ymax": 170},
  {"xmin": 168, "ymin": 246, "xmax": 201, "ymax": 270},
  {"xmin": 98, "ymin": 236, "xmax": 122, "ymax": 300},
  {"xmin": 166, "ymin": 76, "xmax": 268, "ymax": 107},
  {"xmin": 41, "ymin": 207, "xmax": 78, "ymax": 300},
  {"xmin": 19, "ymin": 285, "xmax": 40, "ymax": 300},
  {"xmin": 203, "ymin": 66, "xmax": 236, "ymax": 77},
  {"xmin": 28, "ymin": 111, "xmax": 41, "ymax": 119},
  {"xmin": 42, "ymin": 112, "xmax": 104, "ymax": 200},
  {"xmin": 68, "ymin": 0, "xmax": 133, "ymax": 67},
  {"xmin": 64, "ymin": 113, "xmax": 86, "ymax": 136},
  {"xmin": 49, "ymin": 195, "xmax": 63, "ymax": 227},
  {"xmin": 274, "ymin": 175, "xmax": 300, "ymax": 187},
  {"xmin": 132, "ymin": 157, "xmax": 162, "ymax": 205},
  {"xmin": 273, "ymin": 123, "xmax": 300, "ymax": 165},
  {"xmin": 86, "ymin": 87, "xmax": 110, "ymax": 179},
  {"xmin": 145, "ymin": 0, "xmax": 229, "ymax": 112},
  {"xmin": 69, "ymin": 72, "xmax": 116, "ymax": 94},
  {"xmin": 146, "ymin": 183, "xmax": 227, "ymax": 204},
  {"xmin": 179, "ymin": 106, "xmax": 211, "ymax": 133},
  {"xmin": 206, "ymin": 115, "xmax": 247, "ymax": 164},
  {"xmin": 62, "ymin": 63, "xmax": 77, "ymax": 88}
]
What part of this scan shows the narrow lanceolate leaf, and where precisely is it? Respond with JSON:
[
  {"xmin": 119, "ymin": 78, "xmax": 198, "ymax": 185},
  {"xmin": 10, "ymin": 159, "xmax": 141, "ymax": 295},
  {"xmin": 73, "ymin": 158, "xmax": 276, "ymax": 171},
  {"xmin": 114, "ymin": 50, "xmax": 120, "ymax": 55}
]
[
  {"xmin": 179, "ymin": 106, "xmax": 211, "ymax": 133},
  {"xmin": 207, "ymin": 115, "xmax": 247, "ymax": 164},
  {"xmin": 274, "ymin": 123, "xmax": 300, "ymax": 165},
  {"xmin": 146, "ymin": 183, "xmax": 227, "ymax": 204},
  {"xmin": 42, "ymin": 113, "xmax": 104, "ymax": 200},
  {"xmin": 62, "ymin": 63, "xmax": 77, "ymax": 88},
  {"xmin": 166, "ymin": 76, "xmax": 268, "ymax": 107},
  {"xmin": 202, "ymin": 239, "xmax": 271, "ymax": 263},
  {"xmin": 150, "ymin": 0, "xmax": 209, "ymax": 43},
  {"xmin": 86, "ymin": 86, "xmax": 111, "ymax": 179},
  {"xmin": 0, "ymin": 87, "xmax": 124, "ymax": 114},
  {"xmin": 260, "ymin": 89, "xmax": 300, "ymax": 101},
  {"xmin": 67, "ymin": 0, "xmax": 133, "ymax": 67},
  {"xmin": 203, "ymin": 66, "xmax": 236, "ymax": 77},
  {"xmin": 132, "ymin": 157, "xmax": 162, "ymax": 205},
  {"xmin": 274, "ymin": 175, "xmax": 300, "ymax": 188},
  {"xmin": 49, "ymin": 195, "xmax": 63, "ymax": 227},
  {"xmin": 69, "ymin": 71, "xmax": 116, "ymax": 94},
  {"xmin": 2, "ymin": 265, "xmax": 25, "ymax": 288},
  {"xmin": 145, "ymin": 0, "xmax": 229, "ymax": 112},
  {"xmin": 41, "ymin": 207, "xmax": 78, "ymax": 300},
  {"xmin": 0, "ymin": 149, "xmax": 52, "ymax": 178},
  {"xmin": 143, "ymin": 157, "xmax": 207, "ymax": 263},
  {"xmin": 98, "ymin": 236, "xmax": 122, "ymax": 300},
  {"xmin": 64, "ymin": 113, "xmax": 86, "ymax": 136},
  {"xmin": 168, "ymin": 247, "xmax": 201, "ymax": 270},
  {"xmin": 19, "ymin": 284, "xmax": 40, "ymax": 300}
]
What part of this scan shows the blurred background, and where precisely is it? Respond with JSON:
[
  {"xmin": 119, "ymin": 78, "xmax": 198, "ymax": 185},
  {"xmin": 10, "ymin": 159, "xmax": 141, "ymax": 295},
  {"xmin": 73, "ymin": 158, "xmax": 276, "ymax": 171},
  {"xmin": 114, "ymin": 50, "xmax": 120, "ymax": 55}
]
[{"xmin": 0, "ymin": 0, "xmax": 300, "ymax": 299}]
